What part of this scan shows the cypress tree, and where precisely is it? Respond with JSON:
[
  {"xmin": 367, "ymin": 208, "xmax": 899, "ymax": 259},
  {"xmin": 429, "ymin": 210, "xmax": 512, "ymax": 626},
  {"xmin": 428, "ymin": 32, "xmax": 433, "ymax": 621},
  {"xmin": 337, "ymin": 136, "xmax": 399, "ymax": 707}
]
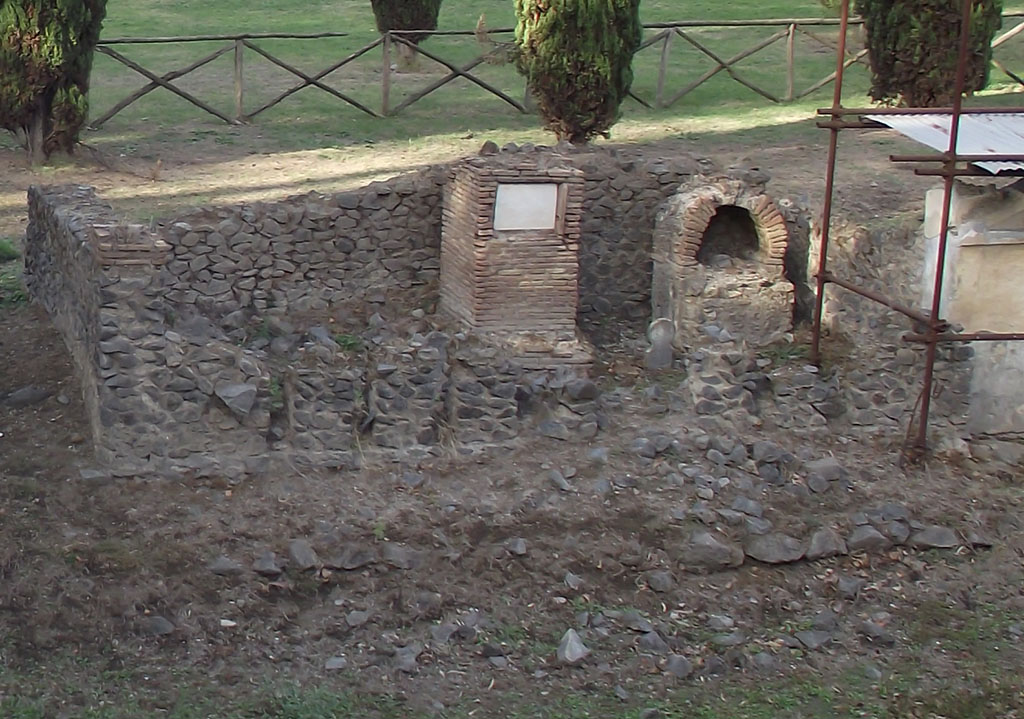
[
  {"xmin": 370, "ymin": 0, "xmax": 443, "ymax": 42},
  {"xmin": 856, "ymin": 0, "xmax": 1002, "ymax": 107},
  {"xmin": 0, "ymin": 0, "xmax": 108, "ymax": 163},
  {"xmin": 371, "ymin": 0, "xmax": 443, "ymax": 67},
  {"xmin": 514, "ymin": 0, "xmax": 642, "ymax": 144}
]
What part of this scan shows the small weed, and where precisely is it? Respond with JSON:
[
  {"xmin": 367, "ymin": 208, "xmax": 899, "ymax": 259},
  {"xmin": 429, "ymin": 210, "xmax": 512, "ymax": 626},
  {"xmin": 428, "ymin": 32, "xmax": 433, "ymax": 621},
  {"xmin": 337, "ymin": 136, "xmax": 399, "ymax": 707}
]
[
  {"xmin": 0, "ymin": 264, "xmax": 27, "ymax": 307},
  {"xmin": 0, "ymin": 697, "xmax": 45, "ymax": 719},
  {"xmin": 254, "ymin": 319, "xmax": 273, "ymax": 341},
  {"xmin": 268, "ymin": 376, "xmax": 285, "ymax": 411},
  {"xmin": 334, "ymin": 333, "xmax": 363, "ymax": 352},
  {"xmin": 569, "ymin": 596, "xmax": 607, "ymax": 614},
  {"xmin": 887, "ymin": 676, "xmax": 1024, "ymax": 719},
  {"xmin": 371, "ymin": 519, "xmax": 387, "ymax": 541},
  {"xmin": 486, "ymin": 623, "xmax": 528, "ymax": 645},
  {"xmin": 757, "ymin": 338, "xmax": 810, "ymax": 368},
  {"xmin": 0, "ymin": 238, "xmax": 19, "ymax": 263}
]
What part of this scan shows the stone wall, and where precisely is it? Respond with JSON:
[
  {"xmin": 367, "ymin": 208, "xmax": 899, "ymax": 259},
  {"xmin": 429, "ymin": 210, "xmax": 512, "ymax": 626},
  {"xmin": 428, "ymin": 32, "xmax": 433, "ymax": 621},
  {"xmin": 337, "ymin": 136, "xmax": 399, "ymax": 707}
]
[
  {"xmin": 24, "ymin": 146, "xmax": 701, "ymax": 475},
  {"xmin": 158, "ymin": 167, "xmax": 449, "ymax": 318},
  {"xmin": 24, "ymin": 186, "xmax": 109, "ymax": 451},
  {"xmin": 572, "ymin": 150, "xmax": 701, "ymax": 318}
]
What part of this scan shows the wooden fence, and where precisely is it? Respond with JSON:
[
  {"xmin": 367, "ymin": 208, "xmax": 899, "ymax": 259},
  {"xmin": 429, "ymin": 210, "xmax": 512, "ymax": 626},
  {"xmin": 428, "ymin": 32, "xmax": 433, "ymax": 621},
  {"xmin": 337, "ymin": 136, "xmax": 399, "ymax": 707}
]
[{"xmin": 90, "ymin": 13, "xmax": 1024, "ymax": 129}]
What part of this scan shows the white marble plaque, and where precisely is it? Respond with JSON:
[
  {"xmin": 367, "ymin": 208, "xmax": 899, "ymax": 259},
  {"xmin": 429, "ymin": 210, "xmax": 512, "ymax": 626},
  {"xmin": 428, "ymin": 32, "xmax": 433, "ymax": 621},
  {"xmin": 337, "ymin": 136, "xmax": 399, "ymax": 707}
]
[{"xmin": 493, "ymin": 183, "xmax": 558, "ymax": 231}]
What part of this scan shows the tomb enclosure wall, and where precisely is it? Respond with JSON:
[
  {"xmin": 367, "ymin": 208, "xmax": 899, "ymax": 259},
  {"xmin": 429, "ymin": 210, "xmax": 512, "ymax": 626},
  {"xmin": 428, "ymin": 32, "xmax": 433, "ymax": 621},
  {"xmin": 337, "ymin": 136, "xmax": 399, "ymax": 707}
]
[{"xmin": 23, "ymin": 148, "xmax": 696, "ymax": 474}]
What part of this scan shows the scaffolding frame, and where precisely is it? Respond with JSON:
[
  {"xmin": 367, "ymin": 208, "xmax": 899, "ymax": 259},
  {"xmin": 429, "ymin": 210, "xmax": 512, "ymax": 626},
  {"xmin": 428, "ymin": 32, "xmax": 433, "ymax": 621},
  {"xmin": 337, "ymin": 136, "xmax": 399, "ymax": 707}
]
[{"xmin": 810, "ymin": 0, "xmax": 1024, "ymax": 459}]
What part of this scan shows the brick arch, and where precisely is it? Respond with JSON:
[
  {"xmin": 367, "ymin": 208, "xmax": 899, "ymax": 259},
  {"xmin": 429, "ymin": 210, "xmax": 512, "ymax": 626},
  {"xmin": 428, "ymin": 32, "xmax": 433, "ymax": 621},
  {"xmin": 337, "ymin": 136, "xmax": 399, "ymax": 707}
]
[{"xmin": 674, "ymin": 182, "xmax": 789, "ymax": 275}]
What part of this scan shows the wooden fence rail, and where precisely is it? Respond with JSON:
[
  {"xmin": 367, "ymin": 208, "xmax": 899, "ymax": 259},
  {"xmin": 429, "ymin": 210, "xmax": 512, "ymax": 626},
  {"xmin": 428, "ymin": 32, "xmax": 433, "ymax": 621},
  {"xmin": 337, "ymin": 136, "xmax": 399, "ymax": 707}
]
[{"xmin": 90, "ymin": 13, "xmax": 1024, "ymax": 129}]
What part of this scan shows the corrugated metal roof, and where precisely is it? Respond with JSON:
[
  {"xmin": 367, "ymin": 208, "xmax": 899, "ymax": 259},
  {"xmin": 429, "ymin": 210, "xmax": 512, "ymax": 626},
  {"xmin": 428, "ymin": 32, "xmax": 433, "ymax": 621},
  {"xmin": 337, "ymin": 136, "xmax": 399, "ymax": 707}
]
[{"xmin": 865, "ymin": 112, "xmax": 1024, "ymax": 174}]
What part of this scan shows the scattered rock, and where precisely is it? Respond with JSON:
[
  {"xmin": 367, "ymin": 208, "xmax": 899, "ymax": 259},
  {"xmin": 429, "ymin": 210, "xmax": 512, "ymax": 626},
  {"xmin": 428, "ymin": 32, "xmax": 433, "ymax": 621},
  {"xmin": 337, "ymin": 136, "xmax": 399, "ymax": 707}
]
[
  {"xmin": 966, "ymin": 530, "xmax": 994, "ymax": 548},
  {"xmin": 638, "ymin": 631, "xmax": 671, "ymax": 654},
  {"xmin": 644, "ymin": 570, "xmax": 675, "ymax": 593},
  {"xmin": 806, "ymin": 528, "xmax": 848, "ymax": 560},
  {"xmin": 326, "ymin": 545, "xmax": 377, "ymax": 570},
  {"xmin": 837, "ymin": 575, "xmax": 865, "ymax": 600},
  {"xmin": 557, "ymin": 628, "xmax": 590, "ymax": 665},
  {"xmin": 381, "ymin": 543, "xmax": 421, "ymax": 570},
  {"xmin": 795, "ymin": 630, "xmax": 832, "ymax": 650},
  {"xmin": 288, "ymin": 539, "xmax": 320, "ymax": 571},
  {"xmin": 664, "ymin": 654, "xmax": 693, "ymax": 678},
  {"xmin": 325, "ymin": 656, "xmax": 348, "ymax": 671},
  {"xmin": 394, "ymin": 643, "xmax": 422, "ymax": 673},
  {"xmin": 506, "ymin": 537, "xmax": 528, "ymax": 556},
  {"xmin": 749, "ymin": 652, "xmax": 777, "ymax": 672},
  {"xmin": 858, "ymin": 620, "xmax": 895, "ymax": 646},
  {"xmin": 480, "ymin": 642, "xmax": 506, "ymax": 658},
  {"xmin": 711, "ymin": 631, "xmax": 746, "ymax": 648},
  {"xmin": 910, "ymin": 525, "xmax": 959, "ymax": 549},
  {"xmin": 812, "ymin": 609, "xmax": 839, "ymax": 632},
  {"xmin": 633, "ymin": 438, "xmax": 658, "ymax": 459},
  {"xmin": 623, "ymin": 611, "xmax": 655, "ymax": 633},
  {"xmin": 862, "ymin": 663, "xmax": 884, "ymax": 682},
  {"xmin": 400, "ymin": 472, "xmax": 427, "ymax": 488},
  {"xmin": 745, "ymin": 516, "xmax": 774, "ymax": 535},
  {"xmin": 807, "ymin": 474, "xmax": 831, "ymax": 493},
  {"xmin": 805, "ymin": 456, "xmax": 844, "ymax": 481},
  {"xmin": 880, "ymin": 502, "xmax": 909, "ymax": 521},
  {"xmin": 538, "ymin": 420, "xmax": 570, "ymax": 441},
  {"xmin": 346, "ymin": 610, "xmax": 371, "ymax": 627},
  {"xmin": 744, "ymin": 533, "xmax": 805, "ymax": 564},
  {"xmin": 645, "ymin": 318, "xmax": 675, "ymax": 370},
  {"xmin": 702, "ymin": 655, "xmax": 728, "ymax": 676},
  {"xmin": 847, "ymin": 525, "xmax": 891, "ymax": 553},
  {"xmin": 731, "ymin": 497, "xmax": 763, "ymax": 518},
  {"xmin": 207, "ymin": 555, "xmax": 244, "ymax": 576},
  {"xmin": 140, "ymin": 615, "xmax": 175, "ymax": 636},
  {"xmin": 252, "ymin": 551, "xmax": 283, "ymax": 576},
  {"xmin": 3, "ymin": 385, "xmax": 52, "ymax": 408},
  {"xmin": 548, "ymin": 469, "xmax": 573, "ymax": 492},
  {"xmin": 707, "ymin": 614, "xmax": 734, "ymax": 631},
  {"xmin": 881, "ymin": 520, "xmax": 910, "ymax": 545},
  {"xmin": 684, "ymin": 530, "xmax": 745, "ymax": 569},
  {"xmin": 414, "ymin": 591, "xmax": 442, "ymax": 618},
  {"xmin": 566, "ymin": 378, "xmax": 599, "ymax": 401},
  {"xmin": 214, "ymin": 382, "xmax": 257, "ymax": 416},
  {"xmin": 431, "ymin": 623, "xmax": 458, "ymax": 644}
]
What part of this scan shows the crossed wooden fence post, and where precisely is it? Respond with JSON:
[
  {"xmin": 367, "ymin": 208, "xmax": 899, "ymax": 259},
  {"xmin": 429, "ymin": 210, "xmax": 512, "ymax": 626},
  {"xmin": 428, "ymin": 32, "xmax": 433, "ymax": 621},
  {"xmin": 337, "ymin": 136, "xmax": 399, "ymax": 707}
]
[
  {"xmin": 89, "ymin": 13, "xmax": 1024, "ymax": 128},
  {"xmin": 90, "ymin": 31, "xmax": 382, "ymax": 130}
]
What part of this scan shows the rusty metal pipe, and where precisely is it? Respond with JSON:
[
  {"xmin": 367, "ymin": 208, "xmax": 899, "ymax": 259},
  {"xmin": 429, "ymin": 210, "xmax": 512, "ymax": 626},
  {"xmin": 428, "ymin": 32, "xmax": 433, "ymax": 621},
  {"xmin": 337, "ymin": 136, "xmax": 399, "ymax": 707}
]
[
  {"xmin": 913, "ymin": 166, "xmax": 1018, "ymax": 177},
  {"xmin": 891, "ymin": 153, "xmax": 1024, "ymax": 163},
  {"xmin": 904, "ymin": 331, "xmax": 1024, "ymax": 342},
  {"xmin": 915, "ymin": 0, "xmax": 976, "ymax": 451},
  {"xmin": 817, "ymin": 105, "xmax": 1024, "ymax": 116},
  {"xmin": 815, "ymin": 119, "xmax": 886, "ymax": 129},
  {"xmin": 810, "ymin": 0, "xmax": 851, "ymax": 365},
  {"xmin": 823, "ymin": 272, "xmax": 939, "ymax": 327}
]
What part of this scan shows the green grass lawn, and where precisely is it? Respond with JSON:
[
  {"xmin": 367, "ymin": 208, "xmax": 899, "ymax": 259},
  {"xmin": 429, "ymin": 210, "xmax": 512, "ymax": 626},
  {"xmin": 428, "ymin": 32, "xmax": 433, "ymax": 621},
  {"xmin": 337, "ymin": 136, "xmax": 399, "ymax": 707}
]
[
  {"xmin": 84, "ymin": 0, "xmax": 1024, "ymax": 156},
  {"xmin": 86, "ymin": 0, "xmax": 862, "ymax": 152}
]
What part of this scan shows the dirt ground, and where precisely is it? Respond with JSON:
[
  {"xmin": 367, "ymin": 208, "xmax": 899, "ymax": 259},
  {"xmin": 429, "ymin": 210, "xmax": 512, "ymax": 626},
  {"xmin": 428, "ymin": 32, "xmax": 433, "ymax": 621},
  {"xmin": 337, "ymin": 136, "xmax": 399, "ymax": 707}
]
[{"xmin": 2, "ymin": 126, "xmax": 1024, "ymax": 718}]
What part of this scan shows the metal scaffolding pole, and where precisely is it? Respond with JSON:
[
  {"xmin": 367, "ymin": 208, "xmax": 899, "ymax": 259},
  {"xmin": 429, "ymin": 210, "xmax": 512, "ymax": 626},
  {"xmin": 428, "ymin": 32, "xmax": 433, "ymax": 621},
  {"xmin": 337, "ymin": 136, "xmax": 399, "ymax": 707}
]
[{"xmin": 810, "ymin": 0, "xmax": 1024, "ymax": 459}]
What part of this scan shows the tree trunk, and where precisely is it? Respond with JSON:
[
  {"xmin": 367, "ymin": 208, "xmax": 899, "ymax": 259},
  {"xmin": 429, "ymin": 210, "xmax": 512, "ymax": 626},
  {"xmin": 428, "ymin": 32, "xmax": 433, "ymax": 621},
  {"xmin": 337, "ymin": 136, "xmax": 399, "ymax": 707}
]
[
  {"xmin": 26, "ymin": 105, "xmax": 46, "ymax": 166},
  {"xmin": 396, "ymin": 42, "xmax": 418, "ymax": 72}
]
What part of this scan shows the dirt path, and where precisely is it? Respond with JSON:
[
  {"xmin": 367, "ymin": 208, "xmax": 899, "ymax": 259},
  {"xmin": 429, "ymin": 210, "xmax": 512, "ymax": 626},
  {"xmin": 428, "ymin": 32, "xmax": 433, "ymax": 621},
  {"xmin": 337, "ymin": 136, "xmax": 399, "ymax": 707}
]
[{"xmin": 5, "ymin": 125, "xmax": 1019, "ymax": 718}]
